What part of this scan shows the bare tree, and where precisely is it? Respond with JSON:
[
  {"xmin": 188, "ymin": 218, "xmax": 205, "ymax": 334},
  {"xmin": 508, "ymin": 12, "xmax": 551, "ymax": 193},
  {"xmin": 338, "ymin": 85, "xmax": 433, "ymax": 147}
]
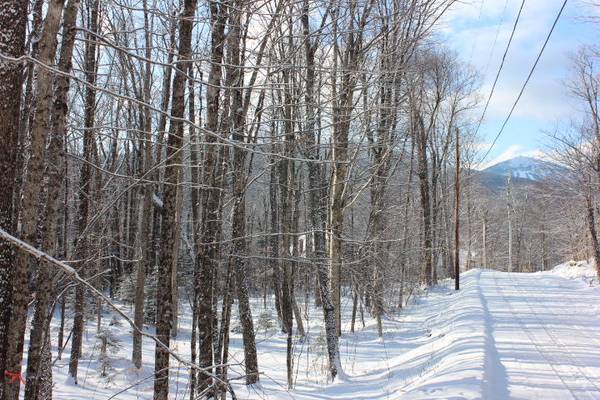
[
  {"xmin": 4, "ymin": 1, "xmax": 68, "ymax": 397},
  {"xmin": 69, "ymin": 0, "xmax": 100, "ymax": 383},
  {"xmin": 25, "ymin": 1, "xmax": 81, "ymax": 397},
  {"xmin": 0, "ymin": 1, "xmax": 27, "ymax": 396},
  {"xmin": 153, "ymin": 0, "xmax": 198, "ymax": 398}
]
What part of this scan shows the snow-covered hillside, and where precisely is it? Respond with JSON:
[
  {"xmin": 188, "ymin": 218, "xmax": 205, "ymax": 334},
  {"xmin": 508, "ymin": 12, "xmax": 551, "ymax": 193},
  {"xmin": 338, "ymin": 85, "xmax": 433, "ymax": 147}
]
[
  {"xmin": 27, "ymin": 267, "xmax": 600, "ymax": 399},
  {"xmin": 483, "ymin": 156, "xmax": 568, "ymax": 182}
]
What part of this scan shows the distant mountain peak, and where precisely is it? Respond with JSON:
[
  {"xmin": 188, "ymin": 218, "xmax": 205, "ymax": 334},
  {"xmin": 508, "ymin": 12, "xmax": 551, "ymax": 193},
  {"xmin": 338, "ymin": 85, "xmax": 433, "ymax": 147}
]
[{"xmin": 483, "ymin": 156, "xmax": 567, "ymax": 182}]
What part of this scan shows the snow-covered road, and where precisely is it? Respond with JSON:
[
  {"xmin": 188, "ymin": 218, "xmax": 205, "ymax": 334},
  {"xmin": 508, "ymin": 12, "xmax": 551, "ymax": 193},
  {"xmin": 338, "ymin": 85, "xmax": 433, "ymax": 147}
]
[
  {"xmin": 282, "ymin": 269, "xmax": 600, "ymax": 400},
  {"xmin": 480, "ymin": 270, "xmax": 600, "ymax": 400}
]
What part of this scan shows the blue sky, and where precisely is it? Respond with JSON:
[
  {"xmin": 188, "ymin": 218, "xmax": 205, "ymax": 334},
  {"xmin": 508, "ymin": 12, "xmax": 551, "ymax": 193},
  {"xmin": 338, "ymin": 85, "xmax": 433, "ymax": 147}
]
[{"xmin": 443, "ymin": 0, "xmax": 599, "ymax": 169}]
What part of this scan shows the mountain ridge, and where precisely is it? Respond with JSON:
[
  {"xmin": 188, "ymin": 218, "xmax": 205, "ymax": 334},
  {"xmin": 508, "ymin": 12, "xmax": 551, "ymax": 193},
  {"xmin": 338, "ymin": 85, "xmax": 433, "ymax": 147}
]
[{"xmin": 482, "ymin": 155, "xmax": 568, "ymax": 182}]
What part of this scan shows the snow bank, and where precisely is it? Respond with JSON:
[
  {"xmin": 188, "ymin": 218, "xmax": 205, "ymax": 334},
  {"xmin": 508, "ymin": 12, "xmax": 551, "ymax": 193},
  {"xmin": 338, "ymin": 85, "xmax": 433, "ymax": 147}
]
[
  {"xmin": 391, "ymin": 269, "xmax": 493, "ymax": 400},
  {"xmin": 546, "ymin": 260, "xmax": 598, "ymax": 285},
  {"xmin": 256, "ymin": 269, "xmax": 494, "ymax": 399}
]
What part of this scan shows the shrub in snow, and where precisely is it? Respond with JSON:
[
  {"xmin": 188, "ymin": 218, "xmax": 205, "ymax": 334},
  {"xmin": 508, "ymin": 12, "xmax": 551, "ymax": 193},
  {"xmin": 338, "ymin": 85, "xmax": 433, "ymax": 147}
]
[
  {"xmin": 309, "ymin": 330, "xmax": 327, "ymax": 358},
  {"xmin": 115, "ymin": 273, "xmax": 135, "ymax": 303},
  {"xmin": 307, "ymin": 329, "xmax": 329, "ymax": 382},
  {"xmin": 257, "ymin": 311, "xmax": 275, "ymax": 336},
  {"xmin": 97, "ymin": 328, "xmax": 121, "ymax": 379},
  {"xmin": 109, "ymin": 315, "xmax": 122, "ymax": 327},
  {"xmin": 230, "ymin": 321, "xmax": 243, "ymax": 334}
]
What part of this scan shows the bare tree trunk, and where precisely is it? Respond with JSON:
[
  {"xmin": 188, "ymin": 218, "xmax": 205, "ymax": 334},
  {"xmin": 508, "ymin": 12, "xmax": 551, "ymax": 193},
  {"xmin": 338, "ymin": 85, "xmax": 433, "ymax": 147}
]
[
  {"xmin": 0, "ymin": 1, "xmax": 27, "ymax": 394},
  {"xmin": 399, "ymin": 143, "xmax": 415, "ymax": 307},
  {"xmin": 69, "ymin": 0, "xmax": 99, "ymax": 382},
  {"xmin": 170, "ymin": 181, "xmax": 183, "ymax": 339},
  {"xmin": 301, "ymin": 0, "xmax": 339, "ymax": 378},
  {"xmin": 189, "ymin": 63, "xmax": 201, "ymax": 400},
  {"xmin": 279, "ymin": 87, "xmax": 296, "ymax": 391},
  {"xmin": 291, "ymin": 171, "xmax": 306, "ymax": 339},
  {"xmin": 11, "ymin": 0, "xmax": 44, "ymax": 229},
  {"xmin": 37, "ymin": 333, "xmax": 53, "ymax": 400},
  {"xmin": 226, "ymin": 3, "xmax": 259, "ymax": 385},
  {"xmin": 507, "ymin": 176, "xmax": 513, "ymax": 272},
  {"xmin": 4, "ymin": 1, "xmax": 67, "ymax": 397},
  {"xmin": 329, "ymin": 0, "xmax": 374, "ymax": 335},
  {"xmin": 269, "ymin": 150, "xmax": 284, "ymax": 330},
  {"xmin": 366, "ymin": 30, "xmax": 398, "ymax": 336},
  {"xmin": 415, "ymin": 115, "xmax": 433, "ymax": 286},
  {"xmin": 153, "ymin": 1, "xmax": 197, "ymax": 398},
  {"xmin": 454, "ymin": 128, "xmax": 460, "ymax": 290},
  {"xmin": 482, "ymin": 214, "xmax": 487, "ymax": 269},
  {"xmin": 25, "ymin": 1, "xmax": 81, "ymax": 397},
  {"xmin": 132, "ymin": 0, "xmax": 154, "ymax": 369},
  {"xmin": 216, "ymin": 258, "xmax": 234, "ymax": 397},
  {"xmin": 350, "ymin": 287, "xmax": 358, "ymax": 333},
  {"xmin": 195, "ymin": 2, "xmax": 227, "ymax": 393},
  {"xmin": 585, "ymin": 187, "xmax": 600, "ymax": 280}
]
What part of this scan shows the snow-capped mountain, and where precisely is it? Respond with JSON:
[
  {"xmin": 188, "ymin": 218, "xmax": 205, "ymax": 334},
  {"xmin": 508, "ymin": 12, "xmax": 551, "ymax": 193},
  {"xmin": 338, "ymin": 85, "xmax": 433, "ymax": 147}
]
[{"xmin": 482, "ymin": 156, "xmax": 568, "ymax": 182}]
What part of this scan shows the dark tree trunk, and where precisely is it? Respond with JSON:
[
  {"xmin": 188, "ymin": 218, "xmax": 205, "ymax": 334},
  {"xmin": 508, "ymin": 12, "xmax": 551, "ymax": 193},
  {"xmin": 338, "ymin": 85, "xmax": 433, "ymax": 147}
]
[
  {"xmin": 585, "ymin": 188, "xmax": 600, "ymax": 281},
  {"xmin": 153, "ymin": 0, "xmax": 197, "ymax": 398},
  {"xmin": 0, "ymin": 1, "xmax": 27, "ymax": 394},
  {"xmin": 269, "ymin": 152, "xmax": 284, "ymax": 330},
  {"xmin": 131, "ymin": 0, "xmax": 154, "ymax": 369},
  {"xmin": 25, "ymin": 1, "xmax": 81, "ymax": 397},
  {"xmin": 226, "ymin": 3, "xmax": 259, "ymax": 385},
  {"xmin": 69, "ymin": 0, "xmax": 99, "ymax": 382},
  {"xmin": 277, "ymin": 42, "xmax": 298, "ymax": 388},
  {"xmin": 4, "ymin": 1, "xmax": 66, "ymax": 397},
  {"xmin": 188, "ymin": 63, "xmax": 201, "ymax": 400},
  {"xmin": 195, "ymin": 1, "xmax": 227, "ymax": 393},
  {"xmin": 415, "ymin": 115, "xmax": 433, "ymax": 286}
]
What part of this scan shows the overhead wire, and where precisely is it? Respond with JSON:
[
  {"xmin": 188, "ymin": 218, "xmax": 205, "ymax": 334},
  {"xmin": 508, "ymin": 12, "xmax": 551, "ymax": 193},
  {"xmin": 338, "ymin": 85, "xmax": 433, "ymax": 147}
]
[
  {"xmin": 479, "ymin": 0, "xmax": 569, "ymax": 163},
  {"xmin": 474, "ymin": 0, "xmax": 527, "ymax": 138}
]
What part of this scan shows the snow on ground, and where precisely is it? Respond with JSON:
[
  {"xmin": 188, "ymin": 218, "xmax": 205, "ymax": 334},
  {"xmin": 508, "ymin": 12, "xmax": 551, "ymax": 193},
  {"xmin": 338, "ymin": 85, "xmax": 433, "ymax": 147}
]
[
  {"xmin": 22, "ymin": 266, "xmax": 600, "ymax": 399},
  {"xmin": 546, "ymin": 260, "xmax": 598, "ymax": 285},
  {"xmin": 480, "ymin": 270, "xmax": 600, "ymax": 399}
]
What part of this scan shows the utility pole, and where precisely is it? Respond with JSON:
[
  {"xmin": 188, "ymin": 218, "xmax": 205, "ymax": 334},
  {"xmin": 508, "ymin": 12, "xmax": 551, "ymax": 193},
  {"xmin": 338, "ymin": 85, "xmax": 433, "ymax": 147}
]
[
  {"xmin": 507, "ymin": 175, "xmax": 513, "ymax": 273},
  {"xmin": 482, "ymin": 214, "xmax": 487, "ymax": 269},
  {"xmin": 541, "ymin": 224, "xmax": 547, "ymax": 271},
  {"xmin": 454, "ymin": 128, "xmax": 460, "ymax": 290}
]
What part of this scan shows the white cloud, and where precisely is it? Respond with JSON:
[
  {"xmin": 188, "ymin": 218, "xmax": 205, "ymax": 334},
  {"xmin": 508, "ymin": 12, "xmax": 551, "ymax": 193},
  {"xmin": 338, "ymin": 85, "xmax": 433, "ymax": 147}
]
[
  {"xmin": 441, "ymin": 0, "xmax": 599, "ymax": 158},
  {"xmin": 439, "ymin": 0, "xmax": 600, "ymax": 165},
  {"xmin": 476, "ymin": 144, "xmax": 523, "ymax": 170}
]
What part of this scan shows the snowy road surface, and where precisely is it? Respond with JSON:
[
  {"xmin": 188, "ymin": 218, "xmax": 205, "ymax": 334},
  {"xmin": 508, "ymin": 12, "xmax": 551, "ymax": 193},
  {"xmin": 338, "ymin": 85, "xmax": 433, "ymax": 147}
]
[
  {"xmin": 39, "ymin": 268, "xmax": 600, "ymax": 400},
  {"xmin": 270, "ymin": 269, "xmax": 600, "ymax": 400},
  {"xmin": 479, "ymin": 270, "xmax": 600, "ymax": 400}
]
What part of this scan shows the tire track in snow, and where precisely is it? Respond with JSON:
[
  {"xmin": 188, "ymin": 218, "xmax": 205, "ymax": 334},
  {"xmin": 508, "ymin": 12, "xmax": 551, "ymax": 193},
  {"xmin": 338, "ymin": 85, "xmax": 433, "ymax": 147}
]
[
  {"xmin": 492, "ymin": 272, "xmax": 597, "ymax": 400},
  {"xmin": 506, "ymin": 274, "xmax": 600, "ymax": 399},
  {"xmin": 477, "ymin": 270, "xmax": 510, "ymax": 399}
]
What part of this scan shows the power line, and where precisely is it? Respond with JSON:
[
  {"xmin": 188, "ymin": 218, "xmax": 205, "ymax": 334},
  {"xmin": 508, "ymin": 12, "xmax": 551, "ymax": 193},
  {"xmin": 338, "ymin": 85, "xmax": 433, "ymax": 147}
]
[
  {"xmin": 480, "ymin": 0, "xmax": 569, "ymax": 163},
  {"xmin": 482, "ymin": 0, "xmax": 511, "ymax": 78},
  {"xmin": 466, "ymin": 0, "xmax": 488, "ymax": 65},
  {"xmin": 474, "ymin": 0, "xmax": 526, "ymax": 137}
]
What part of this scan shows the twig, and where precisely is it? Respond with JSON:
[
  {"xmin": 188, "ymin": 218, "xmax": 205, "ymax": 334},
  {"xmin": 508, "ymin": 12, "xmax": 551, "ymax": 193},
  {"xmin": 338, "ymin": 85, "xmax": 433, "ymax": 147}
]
[{"xmin": 0, "ymin": 227, "xmax": 237, "ymax": 398}]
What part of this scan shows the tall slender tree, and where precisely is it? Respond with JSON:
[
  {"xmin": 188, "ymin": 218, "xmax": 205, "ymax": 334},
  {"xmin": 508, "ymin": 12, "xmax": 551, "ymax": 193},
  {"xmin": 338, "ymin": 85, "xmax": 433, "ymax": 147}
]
[
  {"xmin": 69, "ymin": 0, "xmax": 100, "ymax": 382},
  {"xmin": 3, "ymin": 1, "xmax": 67, "ymax": 397},
  {"xmin": 24, "ymin": 1, "xmax": 81, "ymax": 397},
  {"xmin": 153, "ymin": 0, "xmax": 198, "ymax": 398},
  {"xmin": 0, "ymin": 1, "xmax": 28, "ymax": 396}
]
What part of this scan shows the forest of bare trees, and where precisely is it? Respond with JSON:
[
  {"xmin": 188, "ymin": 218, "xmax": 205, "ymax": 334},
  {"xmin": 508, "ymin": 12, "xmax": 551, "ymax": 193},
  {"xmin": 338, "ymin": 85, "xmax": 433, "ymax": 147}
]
[{"xmin": 0, "ymin": 0, "xmax": 598, "ymax": 399}]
